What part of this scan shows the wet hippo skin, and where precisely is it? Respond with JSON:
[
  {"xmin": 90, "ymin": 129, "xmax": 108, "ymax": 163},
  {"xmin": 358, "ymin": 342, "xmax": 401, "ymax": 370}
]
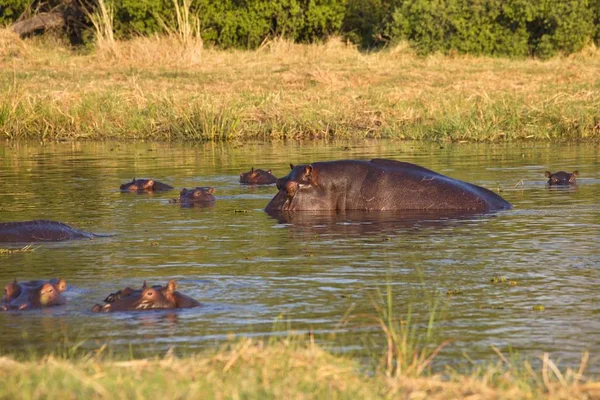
[
  {"xmin": 265, "ymin": 159, "xmax": 511, "ymax": 212},
  {"xmin": 0, "ymin": 220, "xmax": 113, "ymax": 242}
]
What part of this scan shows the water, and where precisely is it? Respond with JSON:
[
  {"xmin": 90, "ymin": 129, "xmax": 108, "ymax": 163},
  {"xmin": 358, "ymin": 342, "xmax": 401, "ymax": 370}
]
[{"xmin": 0, "ymin": 140, "xmax": 598, "ymax": 370}]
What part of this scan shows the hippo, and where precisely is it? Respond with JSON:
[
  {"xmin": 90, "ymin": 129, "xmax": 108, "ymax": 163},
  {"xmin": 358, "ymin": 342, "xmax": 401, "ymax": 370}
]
[
  {"xmin": 545, "ymin": 170, "xmax": 578, "ymax": 186},
  {"xmin": 91, "ymin": 280, "xmax": 200, "ymax": 312},
  {"xmin": 120, "ymin": 178, "xmax": 174, "ymax": 192},
  {"xmin": 0, "ymin": 220, "xmax": 113, "ymax": 242},
  {"xmin": 169, "ymin": 187, "xmax": 216, "ymax": 207},
  {"xmin": 240, "ymin": 168, "xmax": 278, "ymax": 185},
  {"xmin": 1, "ymin": 278, "xmax": 67, "ymax": 311},
  {"xmin": 265, "ymin": 159, "xmax": 511, "ymax": 213}
]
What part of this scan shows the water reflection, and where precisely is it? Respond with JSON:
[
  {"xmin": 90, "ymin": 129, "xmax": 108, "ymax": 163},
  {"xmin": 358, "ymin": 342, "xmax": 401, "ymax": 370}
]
[{"xmin": 266, "ymin": 209, "xmax": 499, "ymax": 236}]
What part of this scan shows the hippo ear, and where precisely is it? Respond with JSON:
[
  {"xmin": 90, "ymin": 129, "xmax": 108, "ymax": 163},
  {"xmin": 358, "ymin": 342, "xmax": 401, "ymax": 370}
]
[
  {"xmin": 303, "ymin": 165, "xmax": 313, "ymax": 180},
  {"xmin": 251, "ymin": 167, "xmax": 254, "ymax": 174},
  {"xmin": 207, "ymin": 187, "xmax": 215, "ymax": 194},
  {"xmin": 267, "ymin": 170, "xmax": 272, "ymax": 174},
  {"xmin": 290, "ymin": 163, "xmax": 294, "ymax": 170},
  {"xmin": 56, "ymin": 279, "xmax": 67, "ymax": 293},
  {"xmin": 180, "ymin": 188, "xmax": 188, "ymax": 195},
  {"xmin": 132, "ymin": 177, "xmax": 136, "ymax": 183},
  {"xmin": 544, "ymin": 171, "xmax": 552, "ymax": 178},
  {"xmin": 166, "ymin": 279, "xmax": 177, "ymax": 293},
  {"xmin": 144, "ymin": 179, "xmax": 154, "ymax": 189},
  {"xmin": 142, "ymin": 281, "xmax": 148, "ymax": 289},
  {"xmin": 570, "ymin": 171, "xmax": 578, "ymax": 183}
]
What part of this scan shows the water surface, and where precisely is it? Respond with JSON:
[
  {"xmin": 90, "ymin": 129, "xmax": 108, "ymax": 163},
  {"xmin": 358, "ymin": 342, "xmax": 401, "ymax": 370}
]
[{"xmin": 0, "ymin": 140, "xmax": 598, "ymax": 370}]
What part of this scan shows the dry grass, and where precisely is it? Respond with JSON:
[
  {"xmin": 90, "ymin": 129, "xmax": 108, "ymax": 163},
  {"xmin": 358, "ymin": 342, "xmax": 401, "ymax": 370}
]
[
  {"xmin": 0, "ymin": 339, "xmax": 598, "ymax": 399},
  {"xmin": 1, "ymin": 30, "xmax": 600, "ymax": 141},
  {"xmin": 0, "ymin": 245, "xmax": 38, "ymax": 254}
]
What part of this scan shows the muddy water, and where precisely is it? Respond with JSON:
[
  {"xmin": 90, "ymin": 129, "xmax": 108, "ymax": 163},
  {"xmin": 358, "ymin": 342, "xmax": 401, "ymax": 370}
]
[{"xmin": 0, "ymin": 141, "xmax": 598, "ymax": 370}]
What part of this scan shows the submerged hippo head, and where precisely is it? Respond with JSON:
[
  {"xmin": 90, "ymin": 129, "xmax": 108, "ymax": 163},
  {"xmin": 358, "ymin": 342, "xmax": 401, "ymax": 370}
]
[
  {"xmin": 267, "ymin": 163, "xmax": 330, "ymax": 211},
  {"xmin": 92, "ymin": 280, "xmax": 199, "ymax": 312},
  {"xmin": 37, "ymin": 279, "xmax": 67, "ymax": 307},
  {"xmin": 2, "ymin": 278, "xmax": 67, "ymax": 310},
  {"xmin": 240, "ymin": 168, "xmax": 278, "ymax": 185},
  {"xmin": 545, "ymin": 170, "xmax": 578, "ymax": 186},
  {"xmin": 134, "ymin": 280, "xmax": 178, "ymax": 310},
  {"xmin": 175, "ymin": 187, "xmax": 216, "ymax": 206},
  {"xmin": 120, "ymin": 178, "xmax": 174, "ymax": 192},
  {"xmin": 2, "ymin": 280, "xmax": 22, "ymax": 303}
]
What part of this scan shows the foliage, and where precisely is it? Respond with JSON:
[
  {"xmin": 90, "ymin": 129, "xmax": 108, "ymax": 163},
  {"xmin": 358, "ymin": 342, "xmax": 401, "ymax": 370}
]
[
  {"xmin": 0, "ymin": 0, "xmax": 599, "ymax": 55},
  {"xmin": 388, "ymin": 0, "xmax": 595, "ymax": 58}
]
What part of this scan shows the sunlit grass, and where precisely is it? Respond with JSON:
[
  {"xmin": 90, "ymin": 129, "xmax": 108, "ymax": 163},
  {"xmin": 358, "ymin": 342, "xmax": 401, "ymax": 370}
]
[
  {"xmin": 0, "ymin": 337, "xmax": 597, "ymax": 399},
  {"xmin": 1, "ymin": 30, "xmax": 599, "ymax": 141}
]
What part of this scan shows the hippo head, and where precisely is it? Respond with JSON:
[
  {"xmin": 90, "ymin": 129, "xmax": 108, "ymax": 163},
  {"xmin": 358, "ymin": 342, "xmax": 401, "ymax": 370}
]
[
  {"xmin": 179, "ymin": 187, "xmax": 216, "ymax": 205},
  {"xmin": 240, "ymin": 168, "xmax": 277, "ymax": 184},
  {"xmin": 545, "ymin": 170, "xmax": 578, "ymax": 185},
  {"xmin": 2, "ymin": 280, "xmax": 22, "ymax": 303},
  {"xmin": 38, "ymin": 279, "xmax": 67, "ymax": 306},
  {"xmin": 134, "ymin": 280, "xmax": 178, "ymax": 310},
  {"xmin": 266, "ymin": 163, "xmax": 329, "ymax": 212},
  {"xmin": 120, "ymin": 178, "xmax": 156, "ymax": 192}
]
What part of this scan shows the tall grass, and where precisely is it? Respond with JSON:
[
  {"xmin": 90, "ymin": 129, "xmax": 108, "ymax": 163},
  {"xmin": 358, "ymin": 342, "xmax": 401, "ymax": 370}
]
[
  {"xmin": 0, "ymin": 336, "xmax": 596, "ymax": 399},
  {"xmin": 154, "ymin": 0, "xmax": 203, "ymax": 64},
  {"xmin": 1, "ymin": 30, "xmax": 599, "ymax": 141},
  {"xmin": 83, "ymin": 0, "xmax": 117, "ymax": 54},
  {"xmin": 368, "ymin": 287, "xmax": 449, "ymax": 378}
]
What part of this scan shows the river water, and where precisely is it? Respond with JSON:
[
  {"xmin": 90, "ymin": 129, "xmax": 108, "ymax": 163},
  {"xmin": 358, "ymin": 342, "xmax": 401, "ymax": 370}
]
[{"xmin": 0, "ymin": 140, "xmax": 598, "ymax": 370}]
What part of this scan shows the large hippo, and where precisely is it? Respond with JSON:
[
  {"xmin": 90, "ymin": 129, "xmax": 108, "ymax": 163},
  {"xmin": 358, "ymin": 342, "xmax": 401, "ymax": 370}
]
[
  {"xmin": 0, "ymin": 220, "xmax": 113, "ymax": 242},
  {"xmin": 120, "ymin": 178, "xmax": 174, "ymax": 192},
  {"xmin": 545, "ymin": 170, "xmax": 578, "ymax": 186},
  {"xmin": 240, "ymin": 168, "xmax": 278, "ymax": 184},
  {"xmin": 1, "ymin": 278, "xmax": 67, "ymax": 311},
  {"xmin": 91, "ymin": 280, "xmax": 200, "ymax": 312},
  {"xmin": 265, "ymin": 159, "xmax": 511, "ymax": 212},
  {"xmin": 169, "ymin": 187, "xmax": 216, "ymax": 207}
]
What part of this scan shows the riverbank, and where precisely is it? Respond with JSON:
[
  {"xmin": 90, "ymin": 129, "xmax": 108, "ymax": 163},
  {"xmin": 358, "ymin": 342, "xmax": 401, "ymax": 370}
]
[
  {"xmin": 0, "ymin": 338, "xmax": 597, "ymax": 399},
  {"xmin": 1, "ymin": 29, "xmax": 600, "ymax": 142}
]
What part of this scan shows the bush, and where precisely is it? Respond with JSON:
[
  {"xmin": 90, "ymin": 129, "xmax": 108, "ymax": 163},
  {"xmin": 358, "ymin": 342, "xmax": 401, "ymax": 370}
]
[
  {"xmin": 0, "ymin": 0, "xmax": 598, "ymax": 55},
  {"xmin": 386, "ymin": 0, "xmax": 595, "ymax": 58}
]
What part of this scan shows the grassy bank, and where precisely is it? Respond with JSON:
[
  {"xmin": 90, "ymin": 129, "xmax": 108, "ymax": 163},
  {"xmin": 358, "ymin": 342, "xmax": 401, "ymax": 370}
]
[
  {"xmin": 0, "ymin": 338, "xmax": 598, "ymax": 399},
  {"xmin": 1, "ymin": 29, "xmax": 600, "ymax": 142}
]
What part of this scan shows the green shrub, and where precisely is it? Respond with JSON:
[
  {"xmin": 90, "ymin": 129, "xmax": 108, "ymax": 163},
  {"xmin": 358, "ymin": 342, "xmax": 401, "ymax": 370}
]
[
  {"xmin": 113, "ymin": 0, "xmax": 169, "ymax": 37},
  {"xmin": 1, "ymin": 0, "xmax": 598, "ymax": 55},
  {"xmin": 343, "ymin": 0, "xmax": 396, "ymax": 48},
  {"xmin": 0, "ymin": 0, "xmax": 64, "ymax": 25},
  {"xmin": 387, "ymin": 0, "xmax": 595, "ymax": 58}
]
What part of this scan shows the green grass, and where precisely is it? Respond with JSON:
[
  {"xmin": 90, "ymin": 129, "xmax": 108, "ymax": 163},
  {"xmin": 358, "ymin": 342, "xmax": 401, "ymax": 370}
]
[{"xmin": 1, "ymin": 30, "xmax": 600, "ymax": 142}]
